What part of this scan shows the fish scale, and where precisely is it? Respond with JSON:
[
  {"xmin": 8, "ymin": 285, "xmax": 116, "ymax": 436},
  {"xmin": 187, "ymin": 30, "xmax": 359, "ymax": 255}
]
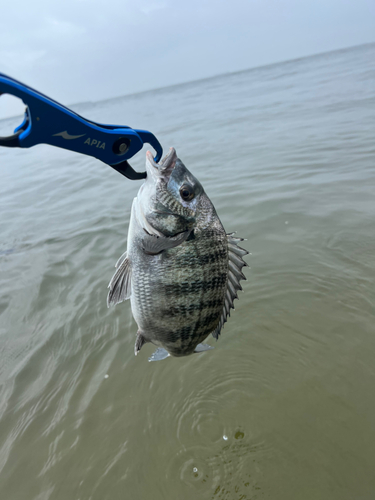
[
  {"xmin": 131, "ymin": 236, "xmax": 227, "ymax": 353},
  {"xmin": 107, "ymin": 148, "xmax": 248, "ymax": 360}
]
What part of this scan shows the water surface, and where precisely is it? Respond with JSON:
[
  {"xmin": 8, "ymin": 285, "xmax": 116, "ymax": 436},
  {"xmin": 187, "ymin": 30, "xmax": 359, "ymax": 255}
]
[{"xmin": 1, "ymin": 43, "xmax": 375, "ymax": 499}]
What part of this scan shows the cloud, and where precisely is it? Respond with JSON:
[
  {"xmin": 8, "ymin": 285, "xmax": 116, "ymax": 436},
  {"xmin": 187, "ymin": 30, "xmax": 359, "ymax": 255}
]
[{"xmin": 1, "ymin": 0, "xmax": 374, "ymax": 118}]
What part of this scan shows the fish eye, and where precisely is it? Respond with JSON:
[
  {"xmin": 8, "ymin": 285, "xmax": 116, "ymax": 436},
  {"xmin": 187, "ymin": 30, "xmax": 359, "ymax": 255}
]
[{"xmin": 179, "ymin": 184, "xmax": 195, "ymax": 201}]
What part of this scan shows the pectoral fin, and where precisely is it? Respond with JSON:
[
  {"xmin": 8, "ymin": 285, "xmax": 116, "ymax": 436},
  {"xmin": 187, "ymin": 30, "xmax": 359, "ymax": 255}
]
[
  {"xmin": 107, "ymin": 252, "xmax": 132, "ymax": 307},
  {"xmin": 142, "ymin": 230, "xmax": 190, "ymax": 255}
]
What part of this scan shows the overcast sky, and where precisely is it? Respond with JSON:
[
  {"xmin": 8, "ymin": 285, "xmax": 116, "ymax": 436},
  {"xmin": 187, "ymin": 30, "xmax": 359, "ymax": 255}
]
[{"xmin": 1, "ymin": 0, "xmax": 374, "ymax": 118}]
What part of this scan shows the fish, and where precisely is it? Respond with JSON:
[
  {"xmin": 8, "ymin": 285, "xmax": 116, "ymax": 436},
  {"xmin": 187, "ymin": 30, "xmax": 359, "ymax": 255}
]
[{"xmin": 107, "ymin": 148, "xmax": 248, "ymax": 361}]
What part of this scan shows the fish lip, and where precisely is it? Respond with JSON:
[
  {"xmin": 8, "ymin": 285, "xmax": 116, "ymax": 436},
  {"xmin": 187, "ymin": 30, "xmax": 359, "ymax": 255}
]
[
  {"xmin": 146, "ymin": 147, "xmax": 177, "ymax": 178},
  {"xmin": 146, "ymin": 150, "xmax": 158, "ymax": 170}
]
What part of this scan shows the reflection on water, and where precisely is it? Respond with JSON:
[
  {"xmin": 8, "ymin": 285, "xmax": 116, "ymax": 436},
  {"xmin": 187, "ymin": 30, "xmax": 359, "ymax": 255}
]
[{"xmin": 0, "ymin": 43, "xmax": 375, "ymax": 499}]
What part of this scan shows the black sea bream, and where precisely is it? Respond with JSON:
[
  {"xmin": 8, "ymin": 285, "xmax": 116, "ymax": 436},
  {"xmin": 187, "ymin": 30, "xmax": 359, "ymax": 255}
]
[{"xmin": 107, "ymin": 148, "xmax": 248, "ymax": 361}]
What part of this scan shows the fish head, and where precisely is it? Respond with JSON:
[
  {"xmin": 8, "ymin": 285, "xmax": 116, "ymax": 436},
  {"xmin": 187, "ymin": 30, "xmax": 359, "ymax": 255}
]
[{"xmin": 136, "ymin": 148, "xmax": 206, "ymax": 238}]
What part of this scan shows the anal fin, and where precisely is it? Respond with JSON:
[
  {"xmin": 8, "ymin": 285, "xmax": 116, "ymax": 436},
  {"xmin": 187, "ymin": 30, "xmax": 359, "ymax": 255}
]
[
  {"xmin": 148, "ymin": 344, "xmax": 214, "ymax": 362},
  {"xmin": 194, "ymin": 343, "xmax": 214, "ymax": 353}
]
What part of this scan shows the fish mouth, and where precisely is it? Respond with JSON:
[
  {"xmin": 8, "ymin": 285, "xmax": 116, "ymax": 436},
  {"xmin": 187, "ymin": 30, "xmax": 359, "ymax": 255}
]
[{"xmin": 146, "ymin": 147, "xmax": 177, "ymax": 179}]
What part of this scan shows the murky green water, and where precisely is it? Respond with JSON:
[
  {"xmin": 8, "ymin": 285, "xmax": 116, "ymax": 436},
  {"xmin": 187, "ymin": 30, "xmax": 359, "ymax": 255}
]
[{"xmin": 1, "ymin": 43, "xmax": 375, "ymax": 499}]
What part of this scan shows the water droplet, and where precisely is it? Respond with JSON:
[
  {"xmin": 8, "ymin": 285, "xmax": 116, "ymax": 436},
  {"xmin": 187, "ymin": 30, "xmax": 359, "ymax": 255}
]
[
  {"xmin": 223, "ymin": 435, "xmax": 228, "ymax": 441},
  {"xmin": 285, "ymin": 221, "xmax": 289, "ymax": 225},
  {"xmin": 104, "ymin": 374, "xmax": 109, "ymax": 379}
]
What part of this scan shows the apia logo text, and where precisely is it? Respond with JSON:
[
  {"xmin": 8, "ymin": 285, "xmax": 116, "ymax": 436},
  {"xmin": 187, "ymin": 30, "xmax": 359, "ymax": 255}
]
[{"xmin": 84, "ymin": 138, "xmax": 105, "ymax": 149}]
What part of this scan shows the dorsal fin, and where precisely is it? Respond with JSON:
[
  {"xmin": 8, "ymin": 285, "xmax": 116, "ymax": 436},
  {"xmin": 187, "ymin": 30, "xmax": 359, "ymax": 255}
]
[
  {"xmin": 107, "ymin": 251, "xmax": 132, "ymax": 307},
  {"xmin": 212, "ymin": 233, "xmax": 248, "ymax": 339}
]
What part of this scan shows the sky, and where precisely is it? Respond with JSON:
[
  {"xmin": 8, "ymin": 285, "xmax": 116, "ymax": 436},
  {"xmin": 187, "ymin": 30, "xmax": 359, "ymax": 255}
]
[{"xmin": 0, "ymin": 0, "xmax": 374, "ymax": 118}]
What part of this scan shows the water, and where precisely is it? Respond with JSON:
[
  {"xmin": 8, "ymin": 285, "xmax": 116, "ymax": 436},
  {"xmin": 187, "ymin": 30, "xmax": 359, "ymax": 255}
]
[{"xmin": 1, "ymin": 43, "xmax": 375, "ymax": 499}]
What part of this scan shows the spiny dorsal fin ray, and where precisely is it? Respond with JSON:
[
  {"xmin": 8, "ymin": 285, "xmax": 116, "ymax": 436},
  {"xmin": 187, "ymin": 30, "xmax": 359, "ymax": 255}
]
[
  {"xmin": 228, "ymin": 242, "xmax": 248, "ymax": 256},
  {"xmin": 107, "ymin": 252, "xmax": 132, "ymax": 307},
  {"xmin": 212, "ymin": 233, "xmax": 248, "ymax": 340}
]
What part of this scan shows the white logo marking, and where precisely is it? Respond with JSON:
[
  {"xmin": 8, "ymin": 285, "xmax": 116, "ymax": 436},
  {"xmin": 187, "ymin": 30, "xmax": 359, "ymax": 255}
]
[
  {"xmin": 84, "ymin": 138, "xmax": 105, "ymax": 149},
  {"xmin": 53, "ymin": 131, "xmax": 86, "ymax": 140}
]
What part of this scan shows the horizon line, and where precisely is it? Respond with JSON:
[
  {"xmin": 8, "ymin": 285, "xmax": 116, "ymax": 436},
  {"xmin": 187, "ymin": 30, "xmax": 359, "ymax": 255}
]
[
  {"xmin": 1, "ymin": 40, "xmax": 374, "ymax": 120},
  {"xmin": 92, "ymin": 40, "xmax": 375, "ymax": 107}
]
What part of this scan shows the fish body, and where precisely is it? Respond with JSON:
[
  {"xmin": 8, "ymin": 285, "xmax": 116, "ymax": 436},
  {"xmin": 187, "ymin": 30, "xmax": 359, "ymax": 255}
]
[{"xmin": 107, "ymin": 148, "xmax": 247, "ymax": 360}]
